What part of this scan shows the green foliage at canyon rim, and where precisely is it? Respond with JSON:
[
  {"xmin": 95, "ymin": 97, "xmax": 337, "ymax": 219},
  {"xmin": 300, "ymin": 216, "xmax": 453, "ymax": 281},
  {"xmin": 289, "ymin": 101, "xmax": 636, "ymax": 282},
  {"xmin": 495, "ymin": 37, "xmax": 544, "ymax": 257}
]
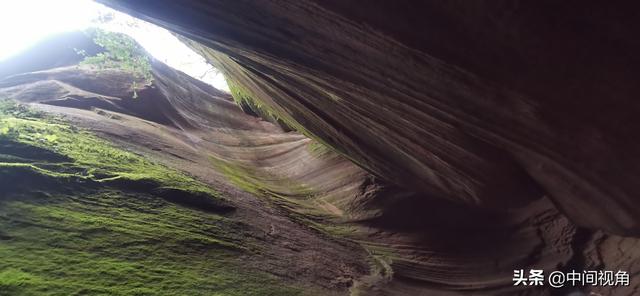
[
  {"xmin": 76, "ymin": 28, "xmax": 153, "ymax": 98},
  {"xmin": 0, "ymin": 100, "xmax": 301, "ymax": 296}
]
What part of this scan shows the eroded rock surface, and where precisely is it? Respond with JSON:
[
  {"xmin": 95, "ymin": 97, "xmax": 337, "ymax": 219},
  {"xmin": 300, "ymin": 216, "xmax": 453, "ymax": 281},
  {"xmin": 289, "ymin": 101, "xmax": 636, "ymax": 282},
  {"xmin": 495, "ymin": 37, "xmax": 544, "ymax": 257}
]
[
  {"xmin": 97, "ymin": 0, "xmax": 640, "ymax": 235},
  {"xmin": 1, "ymin": 56, "xmax": 370, "ymax": 295},
  {"xmin": 4, "ymin": 2, "xmax": 640, "ymax": 294}
]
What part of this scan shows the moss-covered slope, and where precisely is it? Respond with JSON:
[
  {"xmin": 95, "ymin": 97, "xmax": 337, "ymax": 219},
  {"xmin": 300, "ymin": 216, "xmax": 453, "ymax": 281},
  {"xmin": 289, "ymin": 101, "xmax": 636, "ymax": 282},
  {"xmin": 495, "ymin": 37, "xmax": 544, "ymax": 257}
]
[{"xmin": 0, "ymin": 101, "xmax": 300, "ymax": 296}]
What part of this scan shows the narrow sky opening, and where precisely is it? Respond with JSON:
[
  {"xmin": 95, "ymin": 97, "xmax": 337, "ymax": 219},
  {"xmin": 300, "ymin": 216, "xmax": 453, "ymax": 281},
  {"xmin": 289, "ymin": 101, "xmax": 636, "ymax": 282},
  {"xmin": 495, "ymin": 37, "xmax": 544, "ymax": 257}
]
[{"xmin": 0, "ymin": 0, "xmax": 229, "ymax": 92}]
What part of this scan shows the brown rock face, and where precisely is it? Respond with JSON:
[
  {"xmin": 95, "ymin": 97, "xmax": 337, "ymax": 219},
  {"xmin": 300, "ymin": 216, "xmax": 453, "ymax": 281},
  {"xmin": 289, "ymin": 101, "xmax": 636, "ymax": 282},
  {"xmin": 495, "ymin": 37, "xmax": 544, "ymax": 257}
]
[
  {"xmin": 98, "ymin": 0, "xmax": 640, "ymax": 236},
  {"xmin": 1, "ymin": 59, "xmax": 371, "ymax": 295},
  {"xmin": 8, "ymin": 1, "xmax": 640, "ymax": 295}
]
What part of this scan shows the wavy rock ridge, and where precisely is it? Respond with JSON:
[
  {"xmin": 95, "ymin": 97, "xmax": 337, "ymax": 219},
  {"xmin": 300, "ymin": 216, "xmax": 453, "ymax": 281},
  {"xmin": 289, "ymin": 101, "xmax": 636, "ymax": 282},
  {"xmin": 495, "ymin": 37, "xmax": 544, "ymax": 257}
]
[
  {"xmin": 95, "ymin": 1, "xmax": 640, "ymax": 295},
  {"xmin": 2, "ymin": 1, "xmax": 640, "ymax": 295}
]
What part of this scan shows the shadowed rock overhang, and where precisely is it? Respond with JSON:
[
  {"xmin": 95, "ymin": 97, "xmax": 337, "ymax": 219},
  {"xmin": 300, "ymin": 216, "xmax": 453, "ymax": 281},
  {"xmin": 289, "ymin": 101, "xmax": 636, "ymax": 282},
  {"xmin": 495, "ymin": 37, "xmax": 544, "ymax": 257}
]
[
  {"xmin": 97, "ymin": 0, "xmax": 640, "ymax": 235},
  {"xmin": 4, "ymin": 1, "xmax": 640, "ymax": 295}
]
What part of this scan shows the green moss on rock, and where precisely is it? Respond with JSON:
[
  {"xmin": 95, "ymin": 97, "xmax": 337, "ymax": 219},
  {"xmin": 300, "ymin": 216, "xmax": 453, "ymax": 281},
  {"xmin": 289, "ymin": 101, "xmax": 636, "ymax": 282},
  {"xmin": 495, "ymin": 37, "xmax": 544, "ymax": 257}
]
[
  {"xmin": 0, "ymin": 100, "xmax": 302, "ymax": 296},
  {"xmin": 0, "ymin": 100, "xmax": 227, "ymax": 207}
]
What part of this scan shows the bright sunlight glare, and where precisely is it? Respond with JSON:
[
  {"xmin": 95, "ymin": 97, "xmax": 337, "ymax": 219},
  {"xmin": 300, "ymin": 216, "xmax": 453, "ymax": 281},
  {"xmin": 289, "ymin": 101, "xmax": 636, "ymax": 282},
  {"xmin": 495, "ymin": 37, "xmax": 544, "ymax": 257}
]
[{"xmin": 0, "ymin": 0, "xmax": 229, "ymax": 91}]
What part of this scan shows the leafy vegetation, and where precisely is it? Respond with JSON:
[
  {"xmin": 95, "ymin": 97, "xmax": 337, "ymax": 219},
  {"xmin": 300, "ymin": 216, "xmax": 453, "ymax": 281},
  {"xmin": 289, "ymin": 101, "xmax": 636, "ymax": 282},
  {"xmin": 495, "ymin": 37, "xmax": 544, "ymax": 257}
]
[
  {"xmin": 226, "ymin": 79, "xmax": 292, "ymax": 130},
  {"xmin": 77, "ymin": 29, "xmax": 153, "ymax": 98},
  {"xmin": 0, "ymin": 100, "xmax": 302, "ymax": 295}
]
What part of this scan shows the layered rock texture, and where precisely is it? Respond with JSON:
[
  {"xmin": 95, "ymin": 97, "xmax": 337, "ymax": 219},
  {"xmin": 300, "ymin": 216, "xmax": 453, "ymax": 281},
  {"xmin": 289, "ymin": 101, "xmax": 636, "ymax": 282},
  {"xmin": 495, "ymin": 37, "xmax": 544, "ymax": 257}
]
[
  {"xmin": 98, "ymin": 0, "xmax": 640, "ymax": 235},
  {"xmin": 0, "ymin": 46, "xmax": 374, "ymax": 295},
  {"xmin": 2, "ymin": 1, "xmax": 640, "ymax": 295}
]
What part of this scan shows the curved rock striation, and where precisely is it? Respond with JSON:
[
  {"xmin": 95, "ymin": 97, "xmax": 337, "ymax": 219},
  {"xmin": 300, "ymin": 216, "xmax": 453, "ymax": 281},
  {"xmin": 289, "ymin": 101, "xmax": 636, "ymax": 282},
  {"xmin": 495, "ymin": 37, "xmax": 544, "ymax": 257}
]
[
  {"xmin": 97, "ymin": 0, "xmax": 640, "ymax": 237},
  {"xmin": 5, "ymin": 3, "xmax": 640, "ymax": 294},
  {"xmin": 1, "ymin": 55, "xmax": 371, "ymax": 294}
]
